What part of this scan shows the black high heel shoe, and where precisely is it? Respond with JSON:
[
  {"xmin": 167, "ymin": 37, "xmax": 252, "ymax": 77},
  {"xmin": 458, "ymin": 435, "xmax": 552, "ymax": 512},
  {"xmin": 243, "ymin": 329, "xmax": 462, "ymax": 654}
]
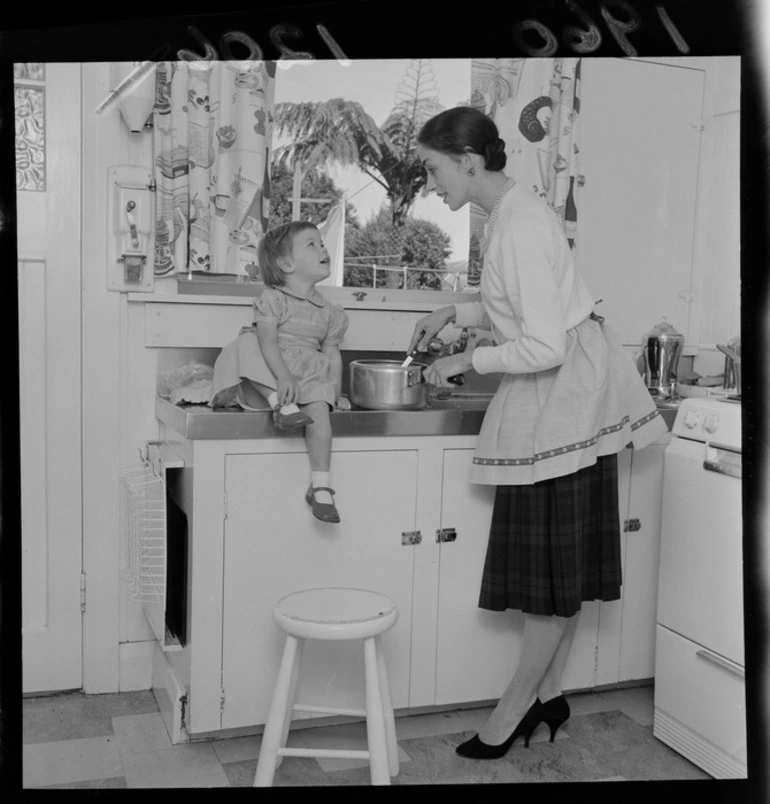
[
  {"xmin": 539, "ymin": 694, "xmax": 570, "ymax": 742},
  {"xmin": 455, "ymin": 699, "xmax": 543, "ymax": 759}
]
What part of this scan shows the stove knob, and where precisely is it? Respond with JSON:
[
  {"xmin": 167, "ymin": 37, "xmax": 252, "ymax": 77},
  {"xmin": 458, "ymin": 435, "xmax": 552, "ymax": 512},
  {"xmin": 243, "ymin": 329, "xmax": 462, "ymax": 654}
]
[
  {"xmin": 683, "ymin": 410, "xmax": 701, "ymax": 429},
  {"xmin": 703, "ymin": 414, "xmax": 720, "ymax": 434}
]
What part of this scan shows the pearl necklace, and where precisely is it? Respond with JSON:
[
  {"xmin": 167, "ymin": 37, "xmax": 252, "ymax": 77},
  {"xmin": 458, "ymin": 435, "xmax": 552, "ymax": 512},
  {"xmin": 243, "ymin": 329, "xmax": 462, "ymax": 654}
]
[{"xmin": 482, "ymin": 177, "xmax": 517, "ymax": 253}]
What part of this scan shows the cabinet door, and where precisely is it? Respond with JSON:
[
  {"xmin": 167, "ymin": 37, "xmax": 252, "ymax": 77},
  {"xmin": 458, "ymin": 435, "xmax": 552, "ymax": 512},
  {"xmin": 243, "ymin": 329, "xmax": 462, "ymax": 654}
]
[
  {"xmin": 434, "ymin": 450, "xmax": 599, "ymax": 706},
  {"xmin": 577, "ymin": 59, "xmax": 704, "ymax": 346},
  {"xmin": 221, "ymin": 449, "xmax": 419, "ymax": 730},
  {"xmin": 618, "ymin": 443, "xmax": 667, "ymax": 681},
  {"xmin": 595, "ymin": 446, "xmax": 633, "ymax": 686}
]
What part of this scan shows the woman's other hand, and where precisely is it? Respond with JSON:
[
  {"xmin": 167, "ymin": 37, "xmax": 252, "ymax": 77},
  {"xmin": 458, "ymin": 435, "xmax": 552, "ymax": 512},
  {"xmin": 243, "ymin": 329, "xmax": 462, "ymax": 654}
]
[
  {"xmin": 408, "ymin": 306, "xmax": 457, "ymax": 354},
  {"xmin": 335, "ymin": 395, "xmax": 351, "ymax": 411},
  {"xmin": 424, "ymin": 353, "xmax": 473, "ymax": 388}
]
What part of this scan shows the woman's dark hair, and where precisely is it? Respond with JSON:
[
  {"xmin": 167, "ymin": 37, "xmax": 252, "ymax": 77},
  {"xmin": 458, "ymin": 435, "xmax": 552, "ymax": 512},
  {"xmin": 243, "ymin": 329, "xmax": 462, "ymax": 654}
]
[
  {"xmin": 257, "ymin": 220, "xmax": 319, "ymax": 287},
  {"xmin": 518, "ymin": 96, "xmax": 553, "ymax": 143},
  {"xmin": 417, "ymin": 106, "xmax": 507, "ymax": 172}
]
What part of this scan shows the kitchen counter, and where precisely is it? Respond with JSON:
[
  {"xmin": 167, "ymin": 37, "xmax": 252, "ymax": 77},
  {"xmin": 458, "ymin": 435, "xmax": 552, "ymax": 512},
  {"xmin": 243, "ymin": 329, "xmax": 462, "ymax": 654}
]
[
  {"xmin": 156, "ymin": 394, "xmax": 677, "ymax": 441},
  {"xmin": 155, "ymin": 394, "xmax": 490, "ymax": 440}
]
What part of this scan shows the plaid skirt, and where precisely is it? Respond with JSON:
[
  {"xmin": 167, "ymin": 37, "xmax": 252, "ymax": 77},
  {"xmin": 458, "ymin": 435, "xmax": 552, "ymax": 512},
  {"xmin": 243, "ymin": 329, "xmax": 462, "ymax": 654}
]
[{"xmin": 478, "ymin": 453, "xmax": 621, "ymax": 617}]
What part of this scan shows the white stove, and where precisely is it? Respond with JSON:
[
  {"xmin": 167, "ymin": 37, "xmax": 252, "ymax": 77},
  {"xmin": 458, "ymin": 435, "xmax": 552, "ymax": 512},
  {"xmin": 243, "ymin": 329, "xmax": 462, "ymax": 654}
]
[{"xmin": 653, "ymin": 396, "xmax": 745, "ymax": 778}]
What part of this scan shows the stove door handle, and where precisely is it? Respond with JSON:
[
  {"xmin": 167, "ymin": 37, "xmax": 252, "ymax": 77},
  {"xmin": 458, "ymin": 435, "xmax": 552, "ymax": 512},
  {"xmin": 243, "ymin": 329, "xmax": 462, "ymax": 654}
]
[
  {"xmin": 704, "ymin": 441, "xmax": 742, "ymax": 479},
  {"xmin": 696, "ymin": 649, "xmax": 744, "ymax": 679}
]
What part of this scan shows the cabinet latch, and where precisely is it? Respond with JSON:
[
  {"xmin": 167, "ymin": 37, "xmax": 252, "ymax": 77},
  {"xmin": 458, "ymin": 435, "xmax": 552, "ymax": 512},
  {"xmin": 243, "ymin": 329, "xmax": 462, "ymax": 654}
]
[
  {"xmin": 436, "ymin": 527, "xmax": 457, "ymax": 543},
  {"xmin": 624, "ymin": 518, "xmax": 641, "ymax": 532},
  {"xmin": 401, "ymin": 531, "xmax": 422, "ymax": 545}
]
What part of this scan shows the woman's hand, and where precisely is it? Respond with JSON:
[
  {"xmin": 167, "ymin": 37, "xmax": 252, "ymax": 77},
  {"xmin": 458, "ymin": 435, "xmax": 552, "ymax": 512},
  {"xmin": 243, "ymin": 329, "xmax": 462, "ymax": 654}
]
[
  {"xmin": 335, "ymin": 395, "xmax": 351, "ymax": 411},
  {"xmin": 407, "ymin": 306, "xmax": 457, "ymax": 354},
  {"xmin": 275, "ymin": 375, "xmax": 300, "ymax": 406},
  {"xmin": 424, "ymin": 353, "xmax": 474, "ymax": 388}
]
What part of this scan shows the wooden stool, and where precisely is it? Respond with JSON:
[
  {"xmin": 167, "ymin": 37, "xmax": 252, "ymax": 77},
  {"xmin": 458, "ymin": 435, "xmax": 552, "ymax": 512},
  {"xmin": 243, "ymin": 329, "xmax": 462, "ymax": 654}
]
[{"xmin": 253, "ymin": 587, "xmax": 400, "ymax": 786}]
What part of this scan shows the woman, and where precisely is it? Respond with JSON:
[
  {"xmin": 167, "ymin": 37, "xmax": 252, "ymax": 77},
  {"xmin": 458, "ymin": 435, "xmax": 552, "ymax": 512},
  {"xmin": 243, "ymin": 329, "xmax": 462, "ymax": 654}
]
[{"xmin": 409, "ymin": 107, "xmax": 667, "ymax": 759}]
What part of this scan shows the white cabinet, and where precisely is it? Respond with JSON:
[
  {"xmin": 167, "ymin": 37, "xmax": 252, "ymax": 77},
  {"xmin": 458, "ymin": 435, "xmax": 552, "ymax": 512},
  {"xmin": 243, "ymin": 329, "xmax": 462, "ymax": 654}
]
[
  {"xmin": 596, "ymin": 435, "xmax": 670, "ymax": 686},
  {"xmin": 158, "ymin": 431, "xmax": 667, "ymax": 741},
  {"xmin": 434, "ymin": 449, "xmax": 599, "ymax": 705},
  {"xmin": 221, "ymin": 448, "xmax": 420, "ymax": 730}
]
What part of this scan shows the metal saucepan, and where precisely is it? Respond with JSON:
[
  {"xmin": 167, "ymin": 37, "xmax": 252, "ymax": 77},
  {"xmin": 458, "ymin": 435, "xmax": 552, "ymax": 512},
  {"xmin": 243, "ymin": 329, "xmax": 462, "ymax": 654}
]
[{"xmin": 349, "ymin": 360, "xmax": 432, "ymax": 410}]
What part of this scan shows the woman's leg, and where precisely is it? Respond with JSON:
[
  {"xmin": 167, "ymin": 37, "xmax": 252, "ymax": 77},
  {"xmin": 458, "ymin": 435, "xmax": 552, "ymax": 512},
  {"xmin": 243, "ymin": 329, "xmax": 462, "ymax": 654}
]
[
  {"xmin": 536, "ymin": 613, "xmax": 580, "ymax": 704},
  {"xmin": 478, "ymin": 613, "xmax": 571, "ymax": 745},
  {"xmin": 303, "ymin": 402, "xmax": 334, "ymax": 504}
]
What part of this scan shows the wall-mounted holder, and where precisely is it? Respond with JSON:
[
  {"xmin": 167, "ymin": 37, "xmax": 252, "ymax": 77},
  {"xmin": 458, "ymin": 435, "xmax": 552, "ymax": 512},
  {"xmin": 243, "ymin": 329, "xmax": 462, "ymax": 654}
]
[{"xmin": 108, "ymin": 165, "xmax": 155, "ymax": 293}]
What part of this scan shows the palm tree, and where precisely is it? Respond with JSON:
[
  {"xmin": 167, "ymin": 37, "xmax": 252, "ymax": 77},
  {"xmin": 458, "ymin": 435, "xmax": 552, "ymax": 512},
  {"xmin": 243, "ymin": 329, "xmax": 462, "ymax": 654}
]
[{"xmin": 272, "ymin": 60, "xmax": 445, "ymax": 283}]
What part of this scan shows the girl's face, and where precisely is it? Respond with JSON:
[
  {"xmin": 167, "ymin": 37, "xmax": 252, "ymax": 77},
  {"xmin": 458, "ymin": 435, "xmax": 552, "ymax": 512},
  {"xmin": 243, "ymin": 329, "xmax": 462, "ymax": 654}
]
[
  {"xmin": 285, "ymin": 228, "xmax": 330, "ymax": 283},
  {"xmin": 417, "ymin": 146, "xmax": 472, "ymax": 211}
]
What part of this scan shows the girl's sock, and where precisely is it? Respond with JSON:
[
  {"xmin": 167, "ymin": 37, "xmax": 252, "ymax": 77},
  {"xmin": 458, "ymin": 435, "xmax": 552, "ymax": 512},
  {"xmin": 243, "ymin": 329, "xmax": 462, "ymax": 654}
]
[
  {"xmin": 267, "ymin": 391, "xmax": 300, "ymax": 415},
  {"xmin": 311, "ymin": 471, "xmax": 334, "ymax": 505}
]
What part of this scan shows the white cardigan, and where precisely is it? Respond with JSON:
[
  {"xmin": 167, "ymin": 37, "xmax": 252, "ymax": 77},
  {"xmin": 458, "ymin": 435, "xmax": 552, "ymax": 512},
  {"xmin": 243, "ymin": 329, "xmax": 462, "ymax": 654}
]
[{"xmin": 455, "ymin": 184, "xmax": 596, "ymax": 375}]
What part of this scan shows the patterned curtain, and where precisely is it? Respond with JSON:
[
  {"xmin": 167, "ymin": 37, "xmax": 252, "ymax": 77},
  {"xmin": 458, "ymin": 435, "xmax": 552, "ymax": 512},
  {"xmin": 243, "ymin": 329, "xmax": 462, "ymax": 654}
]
[
  {"xmin": 152, "ymin": 60, "xmax": 276, "ymax": 276},
  {"xmin": 467, "ymin": 58, "xmax": 582, "ymax": 286}
]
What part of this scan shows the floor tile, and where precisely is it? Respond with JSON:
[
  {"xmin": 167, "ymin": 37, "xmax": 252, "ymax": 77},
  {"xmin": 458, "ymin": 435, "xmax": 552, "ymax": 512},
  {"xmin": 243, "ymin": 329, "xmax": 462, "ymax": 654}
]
[
  {"xmin": 23, "ymin": 690, "xmax": 158, "ymax": 745},
  {"xmin": 112, "ymin": 713, "xmax": 174, "ymax": 756},
  {"xmin": 121, "ymin": 741, "xmax": 230, "ymax": 788},
  {"xmin": 212, "ymin": 734, "xmax": 262, "ymax": 764},
  {"xmin": 24, "ymin": 736, "xmax": 123, "ymax": 788},
  {"xmin": 597, "ymin": 687, "xmax": 654, "ymax": 726},
  {"xmin": 40, "ymin": 776, "xmax": 128, "ymax": 789}
]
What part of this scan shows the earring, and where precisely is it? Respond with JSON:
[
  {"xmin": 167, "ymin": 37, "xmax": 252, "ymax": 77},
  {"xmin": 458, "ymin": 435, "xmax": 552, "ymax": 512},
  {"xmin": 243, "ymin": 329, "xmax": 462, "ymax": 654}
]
[{"xmin": 468, "ymin": 167, "xmax": 476, "ymax": 176}]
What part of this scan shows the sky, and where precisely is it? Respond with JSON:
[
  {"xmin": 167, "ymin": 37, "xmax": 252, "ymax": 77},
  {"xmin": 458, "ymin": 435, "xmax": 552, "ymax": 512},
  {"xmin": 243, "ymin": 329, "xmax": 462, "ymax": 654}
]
[{"xmin": 273, "ymin": 58, "xmax": 472, "ymax": 262}]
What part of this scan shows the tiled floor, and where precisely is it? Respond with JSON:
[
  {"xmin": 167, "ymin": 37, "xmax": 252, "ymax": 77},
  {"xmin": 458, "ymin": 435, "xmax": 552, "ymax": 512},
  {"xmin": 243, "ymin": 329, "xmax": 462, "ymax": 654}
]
[{"xmin": 22, "ymin": 684, "xmax": 709, "ymax": 788}]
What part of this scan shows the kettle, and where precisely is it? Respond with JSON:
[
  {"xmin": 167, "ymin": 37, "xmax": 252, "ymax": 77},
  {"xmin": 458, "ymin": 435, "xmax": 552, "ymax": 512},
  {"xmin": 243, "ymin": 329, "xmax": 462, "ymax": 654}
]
[{"xmin": 642, "ymin": 318, "xmax": 684, "ymax": 399}]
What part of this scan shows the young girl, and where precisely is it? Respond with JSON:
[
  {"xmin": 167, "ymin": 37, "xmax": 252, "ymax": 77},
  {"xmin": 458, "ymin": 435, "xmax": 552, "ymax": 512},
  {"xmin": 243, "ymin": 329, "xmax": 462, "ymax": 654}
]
[{"xmin": 247, "ymin": 221, "xmax": 350, "ymax": 524}]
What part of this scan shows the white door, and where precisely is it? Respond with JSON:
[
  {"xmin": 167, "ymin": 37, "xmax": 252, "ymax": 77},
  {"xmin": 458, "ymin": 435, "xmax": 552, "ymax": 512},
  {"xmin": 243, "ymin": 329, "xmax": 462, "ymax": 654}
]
[
  {"xmin": 18, "ymin": 63, "xmax": 83, "ymax": 692},
  {"xmin": 576, "ymin": 59, "xmax": 704, "ymax": 346}
]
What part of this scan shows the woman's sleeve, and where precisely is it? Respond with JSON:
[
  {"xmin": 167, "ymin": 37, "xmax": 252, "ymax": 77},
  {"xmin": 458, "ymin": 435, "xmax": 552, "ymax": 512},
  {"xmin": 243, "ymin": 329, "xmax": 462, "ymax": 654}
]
[
  {"xmin": 471, "ymin": 216, "xmax": 567, "ymax": 375},
  {"xmin": 324, "ymin": 304, "xmax": 349, "ymax": 347},
  {"xmin": 253, "ymin": 287, "xmax": 286, "ymax": 326},
  {"xmin": 453, "ymin": 300, "xmax": 492, "ymax": 329}
]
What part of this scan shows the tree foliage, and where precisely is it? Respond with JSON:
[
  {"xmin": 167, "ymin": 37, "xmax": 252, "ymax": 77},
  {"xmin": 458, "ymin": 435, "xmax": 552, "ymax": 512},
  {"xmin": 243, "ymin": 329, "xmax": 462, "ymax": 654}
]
[
  {"xmin": 267, "ymin": 163, "xmax": 360, "ymax": 230},
  {"xmin": 345, "ymin": 207, "xmax": 451, "ymax": 291}
]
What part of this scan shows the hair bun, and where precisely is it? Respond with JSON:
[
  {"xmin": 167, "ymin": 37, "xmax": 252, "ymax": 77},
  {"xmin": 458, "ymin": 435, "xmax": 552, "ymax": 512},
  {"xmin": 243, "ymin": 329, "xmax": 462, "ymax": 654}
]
[{"xmin": 484, "ymin": 137, "xmax": 507, "ymax": 171}]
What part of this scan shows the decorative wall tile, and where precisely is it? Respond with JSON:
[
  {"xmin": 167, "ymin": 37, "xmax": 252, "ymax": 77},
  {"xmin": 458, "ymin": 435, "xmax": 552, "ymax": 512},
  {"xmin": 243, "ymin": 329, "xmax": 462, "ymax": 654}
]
[
  {"xmin": 14, "ymin": 63, "xmax": 45, "ymax": 81},
  {"xmin": 15, "ymin": 85, "xmax": 46, "ymax": 192}
]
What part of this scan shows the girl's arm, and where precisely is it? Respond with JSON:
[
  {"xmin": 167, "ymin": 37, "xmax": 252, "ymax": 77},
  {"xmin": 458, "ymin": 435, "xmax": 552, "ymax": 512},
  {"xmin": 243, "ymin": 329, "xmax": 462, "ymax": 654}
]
[{"xmin": 256, "ymin": 322, "xmax": 300, "ymax": 405}]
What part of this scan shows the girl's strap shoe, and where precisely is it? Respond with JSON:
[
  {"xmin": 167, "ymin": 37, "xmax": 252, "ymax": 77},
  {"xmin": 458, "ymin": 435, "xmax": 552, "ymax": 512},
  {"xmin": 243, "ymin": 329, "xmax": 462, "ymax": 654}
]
[
  {"xmin": 273, "ymin": 408, "xmax": 314, "ymax": 430},
  {"xmin": 305, "ymin": 486, "xmax": 340, "ymax": 523}
]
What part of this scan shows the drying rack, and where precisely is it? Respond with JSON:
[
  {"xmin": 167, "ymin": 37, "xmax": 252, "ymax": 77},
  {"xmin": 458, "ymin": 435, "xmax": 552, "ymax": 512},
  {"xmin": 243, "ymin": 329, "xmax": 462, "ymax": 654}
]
[{"xmin": 121, "ymin": 441, "xmax": 184, "ymax": 651}]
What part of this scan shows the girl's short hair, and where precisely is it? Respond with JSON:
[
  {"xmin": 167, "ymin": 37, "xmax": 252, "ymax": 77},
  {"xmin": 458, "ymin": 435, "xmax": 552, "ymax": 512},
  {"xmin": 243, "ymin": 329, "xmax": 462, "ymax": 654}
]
[
  {"xmin": 257, "ymin": 221, "xmax": 319, "ymax": 287},
  {"xmin": 417, "ymin": 106, "xmax": 507, "ymax": 172}
]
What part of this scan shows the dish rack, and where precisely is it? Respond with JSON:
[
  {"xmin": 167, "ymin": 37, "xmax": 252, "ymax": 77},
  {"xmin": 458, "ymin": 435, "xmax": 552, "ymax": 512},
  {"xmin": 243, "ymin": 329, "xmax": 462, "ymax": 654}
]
[{"xmin": 121, "ymin": 442, "xmax": 184, "ymax": 650}]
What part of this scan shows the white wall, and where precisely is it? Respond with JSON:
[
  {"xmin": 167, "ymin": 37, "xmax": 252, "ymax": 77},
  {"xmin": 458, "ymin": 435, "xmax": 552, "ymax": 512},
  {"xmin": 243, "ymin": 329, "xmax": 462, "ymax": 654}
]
[{"xmin": 79, "ymin": 58, "xmax": 741, "ymax": 692}]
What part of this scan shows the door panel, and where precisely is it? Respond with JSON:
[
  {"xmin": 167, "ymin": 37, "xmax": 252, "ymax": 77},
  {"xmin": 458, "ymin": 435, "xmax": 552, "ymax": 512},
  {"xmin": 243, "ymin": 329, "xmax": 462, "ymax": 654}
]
[
  {"xmin": 221, "ymin": 449, "xmax": 418, "ymax": 730},
  {"xmin": 576, "ymin": 59, "xmax": 704, "ymax": 346},
  {"xmin": 19, "ymin": 63, "xmax": 83, "ymax": 692}
]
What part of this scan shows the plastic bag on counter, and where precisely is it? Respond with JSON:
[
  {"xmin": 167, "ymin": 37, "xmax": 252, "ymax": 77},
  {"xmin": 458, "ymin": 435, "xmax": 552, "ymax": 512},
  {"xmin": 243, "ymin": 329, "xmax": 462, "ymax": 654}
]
[{"xmin": 158, "ymin": 363, "xmax": 214, "ymax": 405}]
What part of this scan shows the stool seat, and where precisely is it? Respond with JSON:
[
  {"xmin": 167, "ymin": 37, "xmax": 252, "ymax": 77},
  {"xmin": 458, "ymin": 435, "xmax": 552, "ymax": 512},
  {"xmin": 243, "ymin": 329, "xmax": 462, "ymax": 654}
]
[{"xmin": 274, "ymin": 587, "xmax": 399, "ymax": 641}]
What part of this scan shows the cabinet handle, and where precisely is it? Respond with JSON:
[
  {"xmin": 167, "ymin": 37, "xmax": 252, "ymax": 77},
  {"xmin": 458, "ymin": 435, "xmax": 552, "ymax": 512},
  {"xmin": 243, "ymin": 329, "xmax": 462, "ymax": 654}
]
[
  {"xmin": 695, "ymin": 649, "xmax": 744, "ymax": 679},
  {"xmin": 436, "ymin": 528, "xmax": 457, "ymax": 543},
  {"xmin": 401, "ymin": 531, "xmax": 422, "ymax": 546},
  {"xmin": 623, "ymin": 518, "xmax": 641, "ymax": 532}
]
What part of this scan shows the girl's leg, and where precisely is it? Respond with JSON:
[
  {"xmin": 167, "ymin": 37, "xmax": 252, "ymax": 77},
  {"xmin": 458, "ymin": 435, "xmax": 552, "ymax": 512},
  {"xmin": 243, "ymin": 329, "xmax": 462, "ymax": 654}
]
[
  {"xmin": 478, "ymin": 613, "xmax": 571, "ymax": 745},
  {"xmin": 303, "ymin": 402, "xmax": 333, "ymax": 504},
  {"xmin": 536, "ymin": 613, "xmax": 580, "ymax": 704}
]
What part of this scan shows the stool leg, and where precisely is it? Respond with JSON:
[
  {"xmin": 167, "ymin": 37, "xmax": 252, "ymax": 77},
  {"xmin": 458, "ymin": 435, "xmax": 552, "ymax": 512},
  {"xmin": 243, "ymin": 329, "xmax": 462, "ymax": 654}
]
[
  {"xmin": 363, "ymin": 636, "xmax": 391, "ymax": 785},
  {"xmin": 254, "ymin": 635, "xmax": 300, "ymax": 787},
  {"xmin": 275, "ymin": 637, "xmax": 304, "ymax": 769},
  {"xmin": 375, "ymin": 636, "xmax": 399, "ymax": 777}
]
